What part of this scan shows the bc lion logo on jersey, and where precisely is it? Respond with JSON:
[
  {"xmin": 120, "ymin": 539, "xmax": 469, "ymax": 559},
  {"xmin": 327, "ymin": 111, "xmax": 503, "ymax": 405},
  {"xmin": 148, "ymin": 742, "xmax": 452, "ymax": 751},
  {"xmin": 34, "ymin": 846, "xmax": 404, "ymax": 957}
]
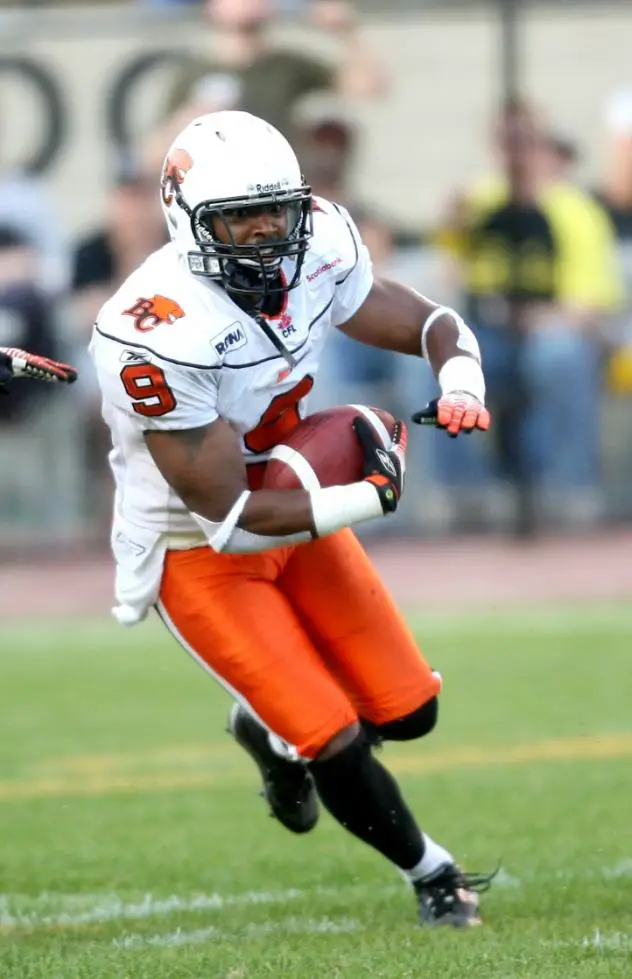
[
  {"xmin": 123, "ymin": 296, "xmax": 185, "ymax": 333},
  {"xmin": 161, "ymin": 147, "xmax": 194, "ymax": 207}
]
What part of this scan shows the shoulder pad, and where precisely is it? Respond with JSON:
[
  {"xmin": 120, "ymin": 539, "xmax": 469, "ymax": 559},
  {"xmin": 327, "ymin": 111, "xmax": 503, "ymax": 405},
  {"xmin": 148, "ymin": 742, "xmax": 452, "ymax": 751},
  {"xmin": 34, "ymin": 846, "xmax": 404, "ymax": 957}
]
[
  {"xmin": 96, "ymin": 255, "xmax": 241, "ymax": 369},
  {"xmin": 305, "ymin": 197, "xmax": 360, "ymax": 284}
]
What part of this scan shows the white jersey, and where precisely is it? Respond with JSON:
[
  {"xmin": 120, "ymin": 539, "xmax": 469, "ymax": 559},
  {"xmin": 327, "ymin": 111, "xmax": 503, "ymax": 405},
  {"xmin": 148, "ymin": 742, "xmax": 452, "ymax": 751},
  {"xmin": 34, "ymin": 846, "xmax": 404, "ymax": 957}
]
[{"xmin": 90, "ymin": 198, "xmax": 373, "ymax": 624}]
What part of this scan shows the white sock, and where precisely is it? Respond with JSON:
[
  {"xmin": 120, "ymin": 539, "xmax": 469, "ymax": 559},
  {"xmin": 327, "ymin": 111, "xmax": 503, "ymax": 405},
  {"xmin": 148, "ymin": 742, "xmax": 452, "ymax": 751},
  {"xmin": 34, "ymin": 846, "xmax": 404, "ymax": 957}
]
[{"xmin": 399, "ymin": 833, "xmax": 454, "ymax": 885}]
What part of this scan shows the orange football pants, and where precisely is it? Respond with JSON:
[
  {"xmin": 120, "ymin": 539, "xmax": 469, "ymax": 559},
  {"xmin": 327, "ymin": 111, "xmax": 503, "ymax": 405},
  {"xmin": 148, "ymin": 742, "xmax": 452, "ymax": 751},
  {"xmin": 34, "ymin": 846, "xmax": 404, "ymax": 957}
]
[{"xmin": 158, "ymin": 528, "xmax": 441, "ymax": 760}]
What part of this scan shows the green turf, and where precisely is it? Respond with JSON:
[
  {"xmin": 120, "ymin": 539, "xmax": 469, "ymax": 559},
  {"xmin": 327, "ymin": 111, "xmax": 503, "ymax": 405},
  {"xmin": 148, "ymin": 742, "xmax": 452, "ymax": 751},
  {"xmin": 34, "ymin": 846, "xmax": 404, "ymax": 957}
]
[{"xmin": 0, "ymin": 606, "xmax": 631, "ymax": 978}]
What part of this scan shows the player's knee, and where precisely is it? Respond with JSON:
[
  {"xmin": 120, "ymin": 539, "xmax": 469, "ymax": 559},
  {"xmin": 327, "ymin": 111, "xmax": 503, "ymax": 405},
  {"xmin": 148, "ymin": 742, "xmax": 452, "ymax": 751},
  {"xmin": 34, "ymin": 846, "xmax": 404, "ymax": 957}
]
[
  {"xmin": 308, "ymin": 724, "xmax": 369, "ymax": 779},
  {"xmin": 376, "ymin": 696, "xmax": 439, "ymax": 742},
  {"xmin": 312, "ymin": 720, "xmax": 361, "ymax": 762}
]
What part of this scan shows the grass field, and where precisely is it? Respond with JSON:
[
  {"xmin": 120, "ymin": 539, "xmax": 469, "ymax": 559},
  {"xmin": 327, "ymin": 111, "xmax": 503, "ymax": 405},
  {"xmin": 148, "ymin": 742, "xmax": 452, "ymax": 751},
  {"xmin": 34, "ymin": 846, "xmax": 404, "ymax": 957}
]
[{"xmin": 0, "ymin": 606, "xmax": 631, "ymax": 978}]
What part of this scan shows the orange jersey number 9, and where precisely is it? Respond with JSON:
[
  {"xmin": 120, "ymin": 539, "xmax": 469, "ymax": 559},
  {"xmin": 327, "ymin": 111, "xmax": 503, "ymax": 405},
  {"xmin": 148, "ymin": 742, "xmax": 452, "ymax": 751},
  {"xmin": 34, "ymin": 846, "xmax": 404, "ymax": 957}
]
[
  {"xmin": 244, "ymin": 375, "xmax": 314, "ymax": 454},
  {"xmin": 120, "ymin": 363, "xmax": 177, "ymax": 417}
]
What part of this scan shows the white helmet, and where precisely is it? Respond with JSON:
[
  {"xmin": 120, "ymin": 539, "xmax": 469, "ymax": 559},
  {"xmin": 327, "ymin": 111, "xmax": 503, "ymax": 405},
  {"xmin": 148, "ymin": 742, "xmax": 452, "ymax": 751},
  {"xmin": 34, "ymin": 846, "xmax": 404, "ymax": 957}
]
[{"xmin": 159, "ymin": 111, "xmax": 312, "ymax": 304}]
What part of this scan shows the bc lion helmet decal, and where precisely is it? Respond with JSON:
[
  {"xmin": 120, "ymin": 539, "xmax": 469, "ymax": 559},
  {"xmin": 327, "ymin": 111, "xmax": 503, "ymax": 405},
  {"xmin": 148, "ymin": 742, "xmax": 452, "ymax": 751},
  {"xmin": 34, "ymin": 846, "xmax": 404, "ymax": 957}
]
[{"xmin": 160, "ymin": 147, "xmax": 194, "ymax": 207}]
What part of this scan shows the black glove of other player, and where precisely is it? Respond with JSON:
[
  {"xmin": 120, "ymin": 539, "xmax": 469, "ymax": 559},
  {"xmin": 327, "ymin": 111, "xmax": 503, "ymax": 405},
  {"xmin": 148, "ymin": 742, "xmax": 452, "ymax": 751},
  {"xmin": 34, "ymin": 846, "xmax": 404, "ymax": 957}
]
[{"xmin": 0, "ymin": 347, "xmax": 78, "ymax": 389}]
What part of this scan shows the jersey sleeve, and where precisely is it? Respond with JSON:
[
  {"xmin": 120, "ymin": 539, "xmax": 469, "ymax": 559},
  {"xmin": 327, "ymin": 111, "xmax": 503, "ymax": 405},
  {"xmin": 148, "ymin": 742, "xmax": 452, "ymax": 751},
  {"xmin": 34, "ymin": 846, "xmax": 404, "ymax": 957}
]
[
  {"xmin": 328, "ymin": 203, "xmax": 374, "ymax": 327},
  {"xmin": 91, "ymin": 331, "xmax": 220, "ymax": 432}
]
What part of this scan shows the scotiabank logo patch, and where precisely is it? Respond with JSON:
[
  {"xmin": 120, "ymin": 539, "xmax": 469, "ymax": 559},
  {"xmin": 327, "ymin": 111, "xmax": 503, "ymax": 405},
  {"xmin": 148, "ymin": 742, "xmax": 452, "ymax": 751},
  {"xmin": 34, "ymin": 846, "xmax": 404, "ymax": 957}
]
[
  {"xmin": 212, "ymin": 323, "xmax": 246, "ymax": 356},
  {"xmin": 306, "ymin": 257, "xmax": 342, "ymax": 282}
]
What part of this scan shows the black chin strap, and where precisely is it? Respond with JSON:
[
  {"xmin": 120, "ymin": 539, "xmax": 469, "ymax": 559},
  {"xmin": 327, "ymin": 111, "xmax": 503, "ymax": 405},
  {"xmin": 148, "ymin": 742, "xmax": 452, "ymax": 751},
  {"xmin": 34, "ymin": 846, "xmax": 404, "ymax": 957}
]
[
  {"xmin": 224, "ymin": 259, "xmax": 279, "ymax": 296},
  {"xmin": 224, "ymin": 262, "xmax": 298, "ymax": 367},
  {"xmin": 252, "ymin": 314, "xmax": 297, "ymax": 369},
  {"xmin": 223, "ymin": 263, "xmax": 297, "ymax": 368}
]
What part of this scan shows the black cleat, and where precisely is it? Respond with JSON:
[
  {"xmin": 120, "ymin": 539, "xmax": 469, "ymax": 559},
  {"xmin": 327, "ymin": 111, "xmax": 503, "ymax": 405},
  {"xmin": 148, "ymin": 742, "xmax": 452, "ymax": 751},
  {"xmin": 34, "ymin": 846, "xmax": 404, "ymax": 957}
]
[
  {"xmin": 414, "ymin": 863, "xmax": 498, "ymax": 928},
  {"xmin": 227, "ymin": 703, "xmax": 319, "ymax": 834}
]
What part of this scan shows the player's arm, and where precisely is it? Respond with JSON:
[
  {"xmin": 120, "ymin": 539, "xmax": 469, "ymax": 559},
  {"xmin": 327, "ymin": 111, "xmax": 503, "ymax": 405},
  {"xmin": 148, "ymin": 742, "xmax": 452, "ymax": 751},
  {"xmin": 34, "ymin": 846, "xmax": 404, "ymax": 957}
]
[
  {"xmin": 145, "ymin": 418, "xmax": 312, "ymax": 536},
  {"xmin": 94, "ymin": 320, "xmax": 404, "ymax": 554},
  {"xmin": 144, "ymin": 415, "xmax": 406, "ymax": 554},
  {"xmin": 338, "ymin": 278, "xmax": 490, "ymax": 437}
]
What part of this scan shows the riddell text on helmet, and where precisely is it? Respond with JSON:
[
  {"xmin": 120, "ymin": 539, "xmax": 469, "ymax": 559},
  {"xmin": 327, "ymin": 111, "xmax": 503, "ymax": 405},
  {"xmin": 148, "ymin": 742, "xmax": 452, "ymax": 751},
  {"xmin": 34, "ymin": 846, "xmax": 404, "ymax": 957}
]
[{"xmin": 247, "ymin": 180, "xmax": 290, "ymax": 194}]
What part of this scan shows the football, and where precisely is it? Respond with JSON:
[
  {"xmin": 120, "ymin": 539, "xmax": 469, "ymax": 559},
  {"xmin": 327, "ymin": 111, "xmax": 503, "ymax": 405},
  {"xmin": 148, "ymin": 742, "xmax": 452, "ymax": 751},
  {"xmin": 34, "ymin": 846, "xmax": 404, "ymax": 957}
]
[{"xmin": 262, "ymin": 404, "xmax": 396, "ymax": 490}]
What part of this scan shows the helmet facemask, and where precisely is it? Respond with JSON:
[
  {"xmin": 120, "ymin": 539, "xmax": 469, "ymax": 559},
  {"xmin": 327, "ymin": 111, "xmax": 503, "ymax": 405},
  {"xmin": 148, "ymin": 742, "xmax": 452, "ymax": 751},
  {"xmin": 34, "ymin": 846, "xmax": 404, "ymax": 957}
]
[{"xmin": 184, "ymin": 187, "xmax": 313, "ymax": 306}]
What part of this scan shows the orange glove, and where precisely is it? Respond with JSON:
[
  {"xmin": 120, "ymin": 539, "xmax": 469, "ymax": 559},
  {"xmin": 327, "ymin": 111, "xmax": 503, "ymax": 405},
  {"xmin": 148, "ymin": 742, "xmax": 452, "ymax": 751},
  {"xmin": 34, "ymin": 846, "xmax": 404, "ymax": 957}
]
[{"xmin": 412, "ymin": 393, "xmax": 490, "ymax": 438}]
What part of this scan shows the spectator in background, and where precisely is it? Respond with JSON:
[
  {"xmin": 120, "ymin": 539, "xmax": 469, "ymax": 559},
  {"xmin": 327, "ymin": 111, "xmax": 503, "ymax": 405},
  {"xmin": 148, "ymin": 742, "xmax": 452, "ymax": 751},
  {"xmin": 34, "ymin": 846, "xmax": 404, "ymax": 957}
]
[
  {"xmin": 298, "ymin": 97, "xmax": 394, "ymax": 267},
  {"xmin": 154, "ymin": 0, "xmax": 388, "ymax": 157},
  {"xmin": 0, "ymin": 228, "xmax": 62, "ymax": 423},
  {"xmin": 594, "ymin": 90, "xmax": 632, "ymax": 427},
  {"xmin": 433, "ymin": 98, "xmax": 624, "ymax": 533},
  {"xmin": 299, "ymin": 99, "xmax": 397, "ymax": 421},
  {"xmin": 0, "ymin": 144, "xmax": 70, "ymax": 298},
  {"xmin": 594, "ymin": 89, "xmax": 632, "ymax": 242},
  {"xmin": 297, "ymin": 99, "xmax": 437, "ymax": 536},
  {"xmin": 544, "ymin": 131, "xmax": 580, "ymax": 183},
  {"xmin": 71, "ymin": 155, "xmax": 167, "ymax": 337},
  {"xmin": 69, "ymin": 155, "xmax": 167, "ymax": 529}
]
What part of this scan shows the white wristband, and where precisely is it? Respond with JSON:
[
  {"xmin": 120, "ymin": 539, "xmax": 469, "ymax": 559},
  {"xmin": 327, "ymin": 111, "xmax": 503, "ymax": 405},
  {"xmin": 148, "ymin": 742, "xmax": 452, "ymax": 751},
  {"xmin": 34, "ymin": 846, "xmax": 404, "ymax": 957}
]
[
  {"xmin": 192, "ymin": 480, "xmax": 385, "ymax": 553},
  {"xmin": 223, "ymin": 526, "xmax": 312, "ymax": 553},
  {"xmin": 421, "ymin": 306, "xmax": 481, "ymax": 362},
  {"xmin": 204, "ymin": 489, "xmax": 250, "ymax": 552},
  {"xmin": 310, "ymin": 482, "xmax": 384, "ymax": 538},
  {"xmin": 438, "ymin": 355, "xmax": 486, "ymax": 403},
  {"xmin": 421, "ymin": 306, "xmax": 450, "ymax": 360}
]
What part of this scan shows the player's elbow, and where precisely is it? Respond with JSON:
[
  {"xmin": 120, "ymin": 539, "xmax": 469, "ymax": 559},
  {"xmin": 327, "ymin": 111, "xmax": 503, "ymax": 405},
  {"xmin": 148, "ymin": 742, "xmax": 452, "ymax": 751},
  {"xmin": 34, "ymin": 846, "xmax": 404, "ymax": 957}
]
[
  {"xmin": 189, "ymin": 488, "xmax": 252, "ymax": 551},
  {"xmin": 184, "ymin": 488, "xmax": 244, "ymax": 525}
]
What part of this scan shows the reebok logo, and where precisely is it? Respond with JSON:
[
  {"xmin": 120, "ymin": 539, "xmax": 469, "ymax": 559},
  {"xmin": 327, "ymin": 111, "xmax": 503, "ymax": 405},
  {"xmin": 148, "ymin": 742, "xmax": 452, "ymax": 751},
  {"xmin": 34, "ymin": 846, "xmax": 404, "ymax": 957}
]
[
  {"xmin": 119, "ymin": 349, "xmax": 147, "ymax": 364},
  {"xmin": 376, "ymin": 448, "xmax": 397, "ymax": 478}
]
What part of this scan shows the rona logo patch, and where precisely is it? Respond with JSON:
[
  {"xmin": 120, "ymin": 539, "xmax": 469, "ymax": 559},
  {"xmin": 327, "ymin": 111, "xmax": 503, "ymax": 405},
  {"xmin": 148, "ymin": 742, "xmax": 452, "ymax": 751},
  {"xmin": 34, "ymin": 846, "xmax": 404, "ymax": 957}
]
[{"xmin": 212, "ymin": 323, "xmax": 246, "ymax": 356}]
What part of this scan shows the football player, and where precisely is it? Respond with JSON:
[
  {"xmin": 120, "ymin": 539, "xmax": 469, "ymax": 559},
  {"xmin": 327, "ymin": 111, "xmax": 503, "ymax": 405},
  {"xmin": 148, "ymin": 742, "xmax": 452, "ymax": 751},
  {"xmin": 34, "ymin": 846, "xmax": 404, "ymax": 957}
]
[
  {"xmin": 0, "ymin": 347, "xmax": 78, "ymax": 388},
  {"xmin": 90, "ymin": 111, "xmax": 494, "ymax": 928}
]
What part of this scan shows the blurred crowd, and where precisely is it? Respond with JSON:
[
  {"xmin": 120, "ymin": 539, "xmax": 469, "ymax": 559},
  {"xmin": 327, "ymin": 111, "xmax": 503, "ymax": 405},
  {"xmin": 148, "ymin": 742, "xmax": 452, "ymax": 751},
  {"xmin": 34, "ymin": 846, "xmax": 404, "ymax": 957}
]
[{"xmin": 2, "ymin": 0, "xmax": 632, "ymax": 541}]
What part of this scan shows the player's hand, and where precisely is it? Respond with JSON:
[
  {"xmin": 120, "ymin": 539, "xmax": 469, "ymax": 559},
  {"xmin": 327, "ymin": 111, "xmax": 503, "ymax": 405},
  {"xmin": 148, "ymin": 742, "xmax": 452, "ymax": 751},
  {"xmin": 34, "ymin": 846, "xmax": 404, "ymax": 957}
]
[
  {"xmin": 353, "ymin": 415, "xmax": 407, "ymax": 513},
  {"xmin": 0, "ymin": 347, "xmax": 78, "ymax": 386},
  {"xmin": 412, "ymin": 393, "xmax": 490, "ymax": 438}
]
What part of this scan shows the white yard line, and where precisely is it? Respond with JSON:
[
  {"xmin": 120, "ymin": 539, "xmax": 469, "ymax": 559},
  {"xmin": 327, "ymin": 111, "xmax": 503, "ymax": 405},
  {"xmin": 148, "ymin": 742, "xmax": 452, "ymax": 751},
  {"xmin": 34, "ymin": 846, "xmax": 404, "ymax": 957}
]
[
  {"xmin": 0, "ymin": 861, "xmax": 629, "ymax": 932},
  {"xmin": 600, "ymin": 858, "xmax": 632, "ymax": 878},
  {"xmin": 577, "ymin": 931, "xmax": 632, "ymax": 951},
  {"xmin": 0, "ymin": 883, "xmax": 407, "ymax": 930},
  {"xmin": 549, "ymin": 930, "xmax": 632, "ymax": 952},
  {"xmin": 113, "ymin": 916, "xmax": 362, "ymax": 950},
  {"xmin": 0, "ymin": 887, "xmax": 308, "ymax": 928}
]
